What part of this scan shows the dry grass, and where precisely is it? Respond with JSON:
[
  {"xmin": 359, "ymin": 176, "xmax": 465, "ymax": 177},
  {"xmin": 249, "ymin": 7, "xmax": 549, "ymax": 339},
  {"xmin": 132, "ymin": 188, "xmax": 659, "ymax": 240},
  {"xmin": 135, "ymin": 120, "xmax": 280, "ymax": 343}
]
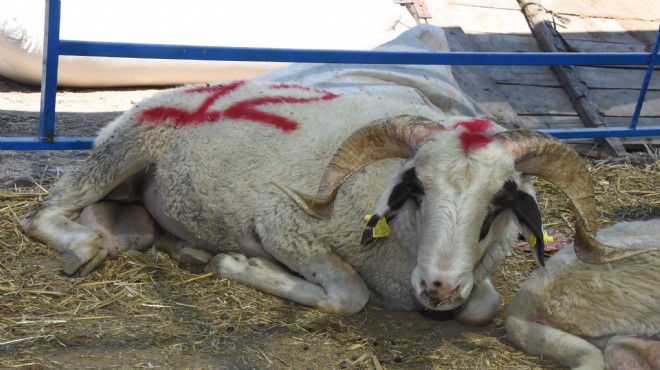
[{"xmin": 0, "ymin": 157, "xmax": 658, "ymax": 369}]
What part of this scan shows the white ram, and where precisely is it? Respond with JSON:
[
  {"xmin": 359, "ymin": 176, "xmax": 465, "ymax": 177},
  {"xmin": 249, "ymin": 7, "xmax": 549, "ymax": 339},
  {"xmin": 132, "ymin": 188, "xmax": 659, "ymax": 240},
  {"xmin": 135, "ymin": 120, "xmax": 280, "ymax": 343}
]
[
  {"xmin": 20, "ymin": 25, "xmax": 645, "ymax": 323},
  {"xmin": 506, "ymin": 219, "xmax": 660, "ymax": 370}
]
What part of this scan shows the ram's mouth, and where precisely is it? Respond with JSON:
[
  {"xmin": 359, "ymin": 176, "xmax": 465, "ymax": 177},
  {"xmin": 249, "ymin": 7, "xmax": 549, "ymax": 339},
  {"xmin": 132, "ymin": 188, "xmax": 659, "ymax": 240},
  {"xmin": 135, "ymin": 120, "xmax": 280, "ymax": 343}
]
[{"xmin": 419, "ymin": 286, "xmax": 464, "ymax": 311}]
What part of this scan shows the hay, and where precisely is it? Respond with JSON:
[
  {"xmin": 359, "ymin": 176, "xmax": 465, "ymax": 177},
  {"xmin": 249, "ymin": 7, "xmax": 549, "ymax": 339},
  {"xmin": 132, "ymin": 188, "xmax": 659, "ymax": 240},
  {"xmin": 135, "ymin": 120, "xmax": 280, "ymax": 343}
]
[{"xmin": 1, "ymin": 158, "xmax": 658, "ymax": 369}]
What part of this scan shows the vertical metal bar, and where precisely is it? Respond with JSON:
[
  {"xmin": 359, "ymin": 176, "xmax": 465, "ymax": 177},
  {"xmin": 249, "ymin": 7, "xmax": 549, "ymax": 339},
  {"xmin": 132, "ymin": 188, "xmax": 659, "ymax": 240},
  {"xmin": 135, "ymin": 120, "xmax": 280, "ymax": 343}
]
[
  {"xmin": 38, "ymin": 0, "xmax": 62, "ymax": 142},
  {"xmin": 629, "ymin": 25, "xmax": 660, "ymax": 130}
]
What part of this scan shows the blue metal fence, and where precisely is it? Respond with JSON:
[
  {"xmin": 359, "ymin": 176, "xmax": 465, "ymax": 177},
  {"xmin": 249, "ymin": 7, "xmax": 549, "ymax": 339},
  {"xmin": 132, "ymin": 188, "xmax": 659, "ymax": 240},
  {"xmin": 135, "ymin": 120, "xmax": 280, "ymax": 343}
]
[{"xmin": 0, "ymin": 0, "xmax": 658, "ymax": 150}]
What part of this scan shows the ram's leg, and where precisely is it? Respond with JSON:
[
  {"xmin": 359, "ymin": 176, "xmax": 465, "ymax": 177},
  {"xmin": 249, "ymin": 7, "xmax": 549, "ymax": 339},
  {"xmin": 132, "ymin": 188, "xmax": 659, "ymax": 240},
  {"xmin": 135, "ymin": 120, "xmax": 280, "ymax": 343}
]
[
  {"xmin": 505, "ymin": 315, "xmax": 605, "ymax": 369},
  {"xmin": 79, "ymin": 202, "xmax": 160, "ymax": 257},
  {"xmin": 206, "ymin": 252, "xmax": 369, "ymax": 314},
  {"xmin": 604, "ymin": 336, "xmax": 660, "ymax": 370},
  {"xmin": 452, "ymin": 278, "xmax": 500, "ymax": 326},
  {"xmin": 154, "ymin": 234, "xmax": 212, "ymax": 274},
  {"xmin": 21, "ymin": 139, "xmax": 149, "ymax": 276}
]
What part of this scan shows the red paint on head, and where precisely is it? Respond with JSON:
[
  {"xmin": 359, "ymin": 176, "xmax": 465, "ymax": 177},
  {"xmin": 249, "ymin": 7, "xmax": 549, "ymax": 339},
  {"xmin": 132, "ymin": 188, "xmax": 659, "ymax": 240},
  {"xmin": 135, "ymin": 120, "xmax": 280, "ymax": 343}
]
[
  {"xmin": 454, "ymin": 118, "xmax": 495, "ymax": 151},
  {"xmin": 459, "ymin": 131, "xmax": 494, "ymax": 151},
  {"xmin": 453, "ymin": 118, "xmax": 494, "ymax": 133},
  {"xmin": 137, "ymin": 81, "xmax": 339, "ymax": 132}
]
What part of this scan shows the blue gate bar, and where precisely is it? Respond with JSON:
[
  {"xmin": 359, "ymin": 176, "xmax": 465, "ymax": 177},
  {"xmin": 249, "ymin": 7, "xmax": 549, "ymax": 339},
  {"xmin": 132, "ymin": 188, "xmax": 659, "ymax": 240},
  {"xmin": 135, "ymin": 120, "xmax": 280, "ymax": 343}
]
[
  {"xmin": 59, "ymin": 40, "xmax": 659, "ymax": 66},
  {"xmin": 36, "ymin": 0, "xmax": 61, "ymax": 143},
  {"xmin": 7, "ymin": 124, "xmax": 660, "ymax": 151},
  {"xmin": 628, "ymin": 25, "xmax": 660, "ymax": 130},
  {"xmin": 0, "ymin": 137, "xmax": 94, "ymax": 150},
  {"xmin": 4, "ymin": 125, "xmax": 660, "ymax": 151}
]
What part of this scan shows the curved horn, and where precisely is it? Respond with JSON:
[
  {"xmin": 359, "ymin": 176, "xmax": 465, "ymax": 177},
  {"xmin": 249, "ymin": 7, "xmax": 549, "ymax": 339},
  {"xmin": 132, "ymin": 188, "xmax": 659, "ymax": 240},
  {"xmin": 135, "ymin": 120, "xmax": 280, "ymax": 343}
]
[
  {"xmin": 272, "ymin": 115, "xmax": 446, "ymax": 219},
  {"xmin": 497, "ymin": 130, "xmax": 655, "ymax": 264}
]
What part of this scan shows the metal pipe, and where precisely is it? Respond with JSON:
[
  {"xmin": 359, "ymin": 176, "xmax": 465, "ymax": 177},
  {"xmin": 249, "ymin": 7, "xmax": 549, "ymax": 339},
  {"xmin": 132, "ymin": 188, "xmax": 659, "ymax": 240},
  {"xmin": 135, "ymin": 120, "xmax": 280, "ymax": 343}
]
[
  {"xmin": 58, "ymin": 40, "xmax": 659, "ymax": 66},
  {"xmin": 37, "ymin": 0, "xmax": 61, "ymax": 143},
  {"xmin": 629, "ymin": 25, "xmax": 660, "ymax": 130}
]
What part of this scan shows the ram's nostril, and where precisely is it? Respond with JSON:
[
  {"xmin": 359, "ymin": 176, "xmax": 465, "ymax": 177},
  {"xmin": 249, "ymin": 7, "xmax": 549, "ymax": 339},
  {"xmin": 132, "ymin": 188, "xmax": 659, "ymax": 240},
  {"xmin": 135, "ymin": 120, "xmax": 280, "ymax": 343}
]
[
  {"xmin": 433, "ymin": 280, "xmax": 442, "ymax": 288},
  {"xmin": 420, "ymin": 279, "xmax": 426, "ymax": 288}
]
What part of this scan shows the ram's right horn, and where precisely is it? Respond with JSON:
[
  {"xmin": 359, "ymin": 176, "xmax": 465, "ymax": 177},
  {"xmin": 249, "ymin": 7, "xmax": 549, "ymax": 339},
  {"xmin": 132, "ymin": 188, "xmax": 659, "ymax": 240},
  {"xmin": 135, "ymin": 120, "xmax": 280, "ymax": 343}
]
[{"xmin": 272, "ymin": 115, "xmax": 446, "ymax": 219}]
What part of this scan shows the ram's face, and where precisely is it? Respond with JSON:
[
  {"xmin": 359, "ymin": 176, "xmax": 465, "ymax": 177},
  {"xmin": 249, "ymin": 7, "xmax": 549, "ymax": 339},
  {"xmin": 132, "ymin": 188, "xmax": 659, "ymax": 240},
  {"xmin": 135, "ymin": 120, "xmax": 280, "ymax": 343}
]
[
  {"xmin": 366, "ymin": 132, "xmax": 543, "ymax": 311},
  {"xmin": 409, "ymin": 136, "xmax": 520, "ymax": 310}
]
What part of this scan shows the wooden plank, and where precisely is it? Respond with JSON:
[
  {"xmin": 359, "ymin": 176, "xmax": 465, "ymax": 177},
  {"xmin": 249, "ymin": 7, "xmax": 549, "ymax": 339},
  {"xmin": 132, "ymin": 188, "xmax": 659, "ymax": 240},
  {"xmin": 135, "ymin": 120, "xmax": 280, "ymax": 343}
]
[
  {"xmin": 431, "ymin": 0, "xmax": 530, "ymax": 33},
  {"xmin": 617, "ymin": 20, "xmax": 660, "ymax": 49},
  {"xmin": 467, "ymin": 31, "xmax": 654, "ymax": 53},
  {"xmin": 495, "ymin": 67, "xmax": 660, "ymax": 90},
  {"xmin": 524, "ymin": 115, "xmax": 660, "ymax": 129},
  {"xmin": 592, "ymin": 89, "xmax": 660, "ymax": 117},
  {"xmin": 448, "ymin": 0, "xmax": 521, "ymax": 10},
  {"xmin": 578, "ymin": 67, "xmax": 660, "ymax": 90},
  {"xmin": 444, "ymin": 27, "xmax": 523, "ymax": 126},
  {"xmin": 518, "ymin": 115, "xmax": 660, "ymax": 153},
  {"xmin": 546, "ymin": 0, "xmax": 660, "ymax": 22},
  {"xmin": 465, "ymin": 33, "xmax": 545, "ymax": 52},
  {"xmin": 518, "ymin": 0, "xmax": 628, "ymax": 156},
  {"xmin": 556, "ymin": 36, "xmax": 651, "ymax": 53},
  {"xmin": 503, "ymin": 84, "xmax": 577, "ymax": 115},
  {"xmin": 519, "ymin": 115, "xmax": 582, "ymax": 127},
  {"xmin": 603, "ymin": 116, "xmax": 660, "ymax": 128}
]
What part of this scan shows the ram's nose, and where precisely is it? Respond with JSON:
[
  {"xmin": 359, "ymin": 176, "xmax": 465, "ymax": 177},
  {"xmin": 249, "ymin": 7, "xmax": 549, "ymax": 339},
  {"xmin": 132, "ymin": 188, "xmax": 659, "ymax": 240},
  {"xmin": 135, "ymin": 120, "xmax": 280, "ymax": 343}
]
[
  {"xmin": 417, "ymin": 277, "xmax": 467, "ymax": 310},
  {"xmin": 421, "ymin": 279, "xmax": 456, "ymax": 300}
]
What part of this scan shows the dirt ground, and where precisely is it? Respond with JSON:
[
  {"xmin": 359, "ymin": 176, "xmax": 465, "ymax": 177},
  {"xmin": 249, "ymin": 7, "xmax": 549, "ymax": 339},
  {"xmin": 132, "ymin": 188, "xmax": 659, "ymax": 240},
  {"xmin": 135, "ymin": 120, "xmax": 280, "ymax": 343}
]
[{"xmin": 1, "ymin": 75, "xmax": 658, "ymax": 370}]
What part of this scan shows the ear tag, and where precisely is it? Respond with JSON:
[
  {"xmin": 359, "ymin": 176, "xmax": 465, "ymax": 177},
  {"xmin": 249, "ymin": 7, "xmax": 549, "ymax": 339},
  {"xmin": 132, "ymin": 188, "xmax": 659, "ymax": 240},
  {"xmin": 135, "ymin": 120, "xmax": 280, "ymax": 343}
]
[
  {"xmin": 363, "ymin": 214, "xmax": 390, "ymax": 239},
  {"xmin": 528, "ymin": 230, "xmax": 553, "ymax": 249}
]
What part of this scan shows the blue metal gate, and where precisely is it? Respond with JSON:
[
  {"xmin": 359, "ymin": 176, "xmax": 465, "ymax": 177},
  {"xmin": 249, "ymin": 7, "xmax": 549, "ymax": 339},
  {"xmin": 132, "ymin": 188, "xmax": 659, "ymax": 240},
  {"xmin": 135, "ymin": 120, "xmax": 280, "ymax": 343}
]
[{"xmin": 0, "ymin": 0, "xmax": 658, "ymax": 150}]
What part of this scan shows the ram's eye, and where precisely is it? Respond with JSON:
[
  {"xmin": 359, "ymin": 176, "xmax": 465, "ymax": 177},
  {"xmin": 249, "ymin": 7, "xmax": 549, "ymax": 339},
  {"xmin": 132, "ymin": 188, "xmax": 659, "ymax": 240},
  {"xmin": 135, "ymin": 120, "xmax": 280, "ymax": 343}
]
[{"xmin": 479, "ymin": 180, "xmax": 517, "ymax": 241}]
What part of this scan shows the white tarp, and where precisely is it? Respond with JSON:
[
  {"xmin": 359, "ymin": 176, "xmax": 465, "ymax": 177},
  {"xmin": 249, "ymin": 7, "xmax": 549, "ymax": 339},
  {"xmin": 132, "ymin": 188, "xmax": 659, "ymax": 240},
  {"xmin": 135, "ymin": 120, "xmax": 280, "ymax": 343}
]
[{"xmin": 0, "ymin": 0, "xmax": 402, "ymax": 87}]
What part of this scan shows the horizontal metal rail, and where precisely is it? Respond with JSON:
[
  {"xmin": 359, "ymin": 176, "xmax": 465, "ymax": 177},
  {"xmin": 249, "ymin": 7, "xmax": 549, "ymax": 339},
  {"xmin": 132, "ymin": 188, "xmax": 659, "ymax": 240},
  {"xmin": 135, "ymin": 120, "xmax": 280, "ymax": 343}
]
[
  {"xmin": 0, "ymin": 0, "xmax": 658, "ymax": 150},
  {"xmin": 60, "ymin": 40, "xmax": 658, "ymax": 66}
]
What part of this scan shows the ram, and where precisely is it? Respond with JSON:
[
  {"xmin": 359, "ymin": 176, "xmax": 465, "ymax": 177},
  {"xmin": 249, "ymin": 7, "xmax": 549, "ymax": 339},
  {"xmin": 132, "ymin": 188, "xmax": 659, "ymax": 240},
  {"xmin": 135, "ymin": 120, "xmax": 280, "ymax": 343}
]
[
  {"xmin": 20, "ymin": 25, "xmax": 646, "ymax": 325},
  {"xmin": 506, "ymin": 219, "xmax": 660, "ymax": 369}
]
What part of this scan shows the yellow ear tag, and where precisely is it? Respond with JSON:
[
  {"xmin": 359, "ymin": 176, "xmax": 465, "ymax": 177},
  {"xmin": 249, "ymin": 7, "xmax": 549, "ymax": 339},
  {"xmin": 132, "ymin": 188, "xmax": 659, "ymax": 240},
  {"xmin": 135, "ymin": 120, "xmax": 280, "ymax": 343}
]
[
  {"xmin": 363, "ymin": 214, "xmax": 390, "ymax": 238},
  {"xmin": 528, "ymin": 230, "xmax": 553, "ymax": 249}
]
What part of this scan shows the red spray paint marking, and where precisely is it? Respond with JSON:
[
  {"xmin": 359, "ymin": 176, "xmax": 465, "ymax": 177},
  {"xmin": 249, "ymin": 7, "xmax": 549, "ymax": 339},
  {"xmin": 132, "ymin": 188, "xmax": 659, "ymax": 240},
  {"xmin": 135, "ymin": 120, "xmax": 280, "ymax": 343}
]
[
  {"xmin": 138, "ymin": 81, "xmax": 340, "ymax": 132},
  {"xmin": 453, "ymin": 118, "xmax": 495, "ymax": 151}
]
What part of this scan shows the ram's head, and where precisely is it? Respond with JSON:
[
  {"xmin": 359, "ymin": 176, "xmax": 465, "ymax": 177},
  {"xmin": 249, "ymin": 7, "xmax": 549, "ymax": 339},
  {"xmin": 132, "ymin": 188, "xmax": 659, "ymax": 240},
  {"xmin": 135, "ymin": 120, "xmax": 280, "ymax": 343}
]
[{"xmin": 274, "ymin": 115, "xmax": 651, "ymax": 311}]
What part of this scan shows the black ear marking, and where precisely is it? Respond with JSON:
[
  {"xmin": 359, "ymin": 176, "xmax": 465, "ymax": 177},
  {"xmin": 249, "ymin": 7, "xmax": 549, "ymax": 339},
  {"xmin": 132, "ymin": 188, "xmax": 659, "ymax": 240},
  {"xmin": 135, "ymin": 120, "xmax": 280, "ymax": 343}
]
[
  {"xmin": 386, "ymin": 168, "xmax": 424, "ymax": 217},
  {"xmin": 479, "ymin": 179, "xmax": 546, "ymax": 267},
  {"xmin": 509, "ymin": 190, "xmax": 545, "ymax": 267},
  {"xmin": 361, "ymin": 168, "xmax": 424, "ymax": 246},
  {"xmin": 479, "ymin": 180, "xmax": 517, "ymax": 240}
]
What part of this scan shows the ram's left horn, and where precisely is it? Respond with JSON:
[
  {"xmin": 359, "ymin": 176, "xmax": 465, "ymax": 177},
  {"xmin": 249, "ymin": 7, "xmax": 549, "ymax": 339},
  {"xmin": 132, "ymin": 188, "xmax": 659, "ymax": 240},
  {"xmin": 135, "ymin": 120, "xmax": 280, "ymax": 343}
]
[
  {"xmin": 498, "ymin": 130, "xmax": 657, "ymax": 264},
  {"xmin": 272, "ymin": 115, "xmax": 446, "ymax": 219}
]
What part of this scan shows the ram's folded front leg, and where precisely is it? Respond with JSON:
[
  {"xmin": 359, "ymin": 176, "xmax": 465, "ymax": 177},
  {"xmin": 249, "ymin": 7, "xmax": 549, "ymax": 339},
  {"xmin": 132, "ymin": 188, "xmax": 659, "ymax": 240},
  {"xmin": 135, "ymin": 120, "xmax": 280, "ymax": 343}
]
[
  {"xmin": 22, "ymin": 205, "xmax": 108, "ymax": 276},
  {"xmin": 206, "ymin": 252, "xmax": 369, "ymax": 314},
  {"xmin": 21, "ymin": 136, "xmax": 151, "ymax": 276},
  {"xmin": 451, "ymin": 278, "xmax": 501, "ymax": 326},
  {"xmin": 80, "ymin": 202, "xmax": 161, "ymax": 257},
  {"xmin": 505, "ymin": 314, "xmax": 606, "ymax": 369}
]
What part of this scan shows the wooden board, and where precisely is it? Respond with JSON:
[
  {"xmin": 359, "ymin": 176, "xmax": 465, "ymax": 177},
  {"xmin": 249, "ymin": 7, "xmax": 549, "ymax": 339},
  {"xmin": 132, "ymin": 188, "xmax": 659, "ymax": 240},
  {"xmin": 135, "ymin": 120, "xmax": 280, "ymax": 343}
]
[{"xmin": 422, "ymin": 0, "xmax": 659, "ymax": 148}]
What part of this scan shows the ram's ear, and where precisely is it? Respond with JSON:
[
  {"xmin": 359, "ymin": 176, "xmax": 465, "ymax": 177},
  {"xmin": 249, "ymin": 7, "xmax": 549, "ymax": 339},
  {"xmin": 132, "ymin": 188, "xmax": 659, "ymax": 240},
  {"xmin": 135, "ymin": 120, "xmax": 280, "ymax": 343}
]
[
  {"xmin": 361, "ymin": 167, "xmax": 425, "ymax": 245},
  {"xmin": 386, "ymin": 167, "xmax": 425, "ymax": 214},
  {"xmin": 510, "ymin": 190, "xmax": 546, "ymax": 267}
]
